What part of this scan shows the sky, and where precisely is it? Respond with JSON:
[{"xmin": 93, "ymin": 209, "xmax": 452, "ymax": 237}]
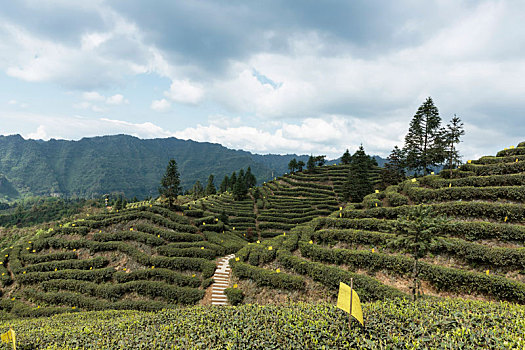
[{"xmin": 0, "ymin": 0, "xmax": 524, "ymax": 159}]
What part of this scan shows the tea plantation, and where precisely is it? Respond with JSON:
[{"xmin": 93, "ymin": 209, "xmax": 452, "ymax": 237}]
[{"xmin": 0, "ymin": 143, "xmax": 524, "ymax": 348}]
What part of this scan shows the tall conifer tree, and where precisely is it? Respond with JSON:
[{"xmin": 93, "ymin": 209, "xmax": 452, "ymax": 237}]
[
  {"xmin": 159, "ymin": 159, "xmax": 181, "ymax": 208},
  {"xmin": 205, "ymin": 174, "xmax": 216, "ymax": 195},
  {"xmin": 342, "ymin": 145, "xmax": 374, "ymax": 202},
  {"xmin": 403, "ymin": 97, "xmax": 445, "ymax": 175},
  {"xmin": 445, "ymin": 115, "xmax": 465, "ymax": 177}
]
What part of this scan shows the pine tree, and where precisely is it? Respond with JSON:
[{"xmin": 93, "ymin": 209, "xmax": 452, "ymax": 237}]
[
  {"xmin": 341, "ymin": 149, "xmax": 352, "ymax": 165},
  {"xmin": 159, "ymin": 159, "xmax": 182, "ymax": 208},
  {"xmin": 342, "ymin": 145, "xmax": 374, "ymax": 202},
  {"xmin": 205, "ymin": 174, "xmax": 216, "ymax": 195},
  {"xmin": 403, "ymin": 97, "xmax": 445, "ymax": 175},
  {"xmin": 288, "ymin": 158, "xmax": 298, "ymax": 173},
  {"xmin": 191, "ymin": 180, "xmax": 204, "ymax": 199},
  {"xmin": 229, "ymin": 172, "xmax": 237, "ymax": 192},
  {"xmin": 315, "ymin": 155, "xmax": 326, "ymax": 166},
  {"xmin": 306, "ymin": 155, "xmax": 316, "ymax": 172},
  {"xmin": 233, "ymin": 176, "xmax": 247, "ymax": 200},
  {"xmin": 445, "ymin": 115, "xmax": 465, "ymax": 177},
  {"xmin": 219, "ymin": 175, "xmax": 229, "ymax": 193},
  {"xmin": 389, "ymin": 206, "xmax": 447, "ymax": 300},
  {"xmin": 245, "ymin": 167, "xmax": 256, "ymax": 188},
  {"xmin": 380, "ymin": 146, "xmax": 406, "ymax": 188},
  {"xmin": 297, "ymin": 160, "xmax": 305, "ymax": 172}
]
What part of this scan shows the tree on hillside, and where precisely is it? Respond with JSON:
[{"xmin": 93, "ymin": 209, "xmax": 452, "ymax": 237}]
[
  {"xmin": 191, "ymin": 180, "xmax": 204, "ymax": 199},
  {"xmin": 342, "ymin": 145, "xmax": 374, "ymax": 202},
  {"xmin": 315, "ymin": 155, "xmax": 326, "ymax": 167},
  {"xmin": 403, "ymin": 97, "xmax": 445, "ymax": 175},
  {"xmin": 229, "ymin": 172, "xmax": 237, "ymax": 192},
  {"xmin": 444, "ymin": 115, "xmax": 465, "ymax": 177},
  {"xmin": 380, "ymin": 146, "xmax": 406, "ymax": 189},
  {"xmin": 219, "ymin": 175, "xmax": 229, "ymax": 193},
  {"xmin": 389, "ymin": 205, "xmax": 447, "ymax": 301},
  {"xmin": 233, "ymin": 176, "xmax": 247, "ymax": 200},
  {"xmin": 306, "ymin": 155, "xmax": 316, "ymax": 171},
  {"xmin": 159, "ymin": 159, "xmax": 181, "ymax": 208},
  {"xmin": 341, "ymin": 149, "xmax": 352, "ymax": 165},
  {"xmin": 245, "ymin": 167, "xmax": 256, "ymax": 188},
  {"xmin": 288, "ymin": 158, "xmax": 298, "ymax": 173},
  {"xmin": 297, "ymin": 160, "xmax": 305, "ymax": 172},
  {"xmin": 205, "ymin": 174, "xmax": 216, "ymax": 196}
]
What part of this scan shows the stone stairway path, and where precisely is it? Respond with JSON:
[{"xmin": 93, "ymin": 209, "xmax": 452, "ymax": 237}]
[{"xmin": 210, "ymin": 254, "xmax": 235, "ymax": 306}]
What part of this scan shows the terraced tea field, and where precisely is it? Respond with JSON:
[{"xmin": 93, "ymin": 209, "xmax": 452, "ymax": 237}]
[
  {"xmin": 0, "ymin": 204, "xmax": 245, "ymax": 317},
  {"xmin": 230, "ymin": 143, "xmax": 525, "ymax": 304}
]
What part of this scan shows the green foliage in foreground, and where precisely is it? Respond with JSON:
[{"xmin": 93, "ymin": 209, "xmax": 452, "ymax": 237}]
[{"xmin": 0, "ymin": 299, "xmax": 523, "ymax": 349}]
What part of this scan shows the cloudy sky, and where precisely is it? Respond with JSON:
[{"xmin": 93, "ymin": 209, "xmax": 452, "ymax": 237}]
[{"xmin": 0, "ymin": 0, "xmax": 524, "ymax": 159}]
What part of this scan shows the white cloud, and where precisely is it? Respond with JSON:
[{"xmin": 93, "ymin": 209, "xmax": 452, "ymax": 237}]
[
  {"xmin": 26, "ymin": 125, "xmax": 47, "ymax": 140},
  {"xmin": 106, "ymin": 94, "xmax": 128, "ymax": 105},
  {"xmin": 150, "ymin": 98, "xmax": 171, "ymax": 112},
  {"xmin": 8, "ymin": 100, "xmax": 17, "ymax": 105},
  {"xmin": 164, "ymin": 79, "xmax": 204, "ymax": 105},
  {"xmin": 82, "ymin": 91, "xmax": 105, "ymax": 102}
]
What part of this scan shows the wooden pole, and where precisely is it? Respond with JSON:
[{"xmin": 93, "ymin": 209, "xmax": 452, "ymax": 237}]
[{"xmin": 349, "ymin": 278, "xmax": 353, "ymax": 330}]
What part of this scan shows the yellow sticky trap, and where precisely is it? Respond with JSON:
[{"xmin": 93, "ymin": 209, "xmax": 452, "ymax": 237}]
[
  {"xmin": 192, "ymin": 274, "xmax": 196, "ymax": 277},
  {"xmin": 283, "ymin": 232, "xmax": 286, "ymax": 236},
  {"xmin": 372, "ymin": 248, "xmax": 375, "ymax": 253},
  {"xmin": 201, "ymin": 247, "xmax": 204, "ymax": 250},
  {"xmin": 339, "ymin": 207, "xmax": 343, "ymax": 211},
  {"xmin": 486, "ymin": 270, "xmax": 490, "ymax": 275},
  {"xmin": 467, "ymin": 160, "xmax": 472, "ymax": 164},
  {"xmin": 516, "ymin": 159, "xmax": 519, "ymax": 163},
  {"xmin": 375, "ymin": 190, "xmax": 379, "ymax": 193},
  {"xmin": 151, "ymin": 266, "xmax": 155, "ymax": 269},
  {"xmin": 276, "ymin": 268, "xmax": 281, "ymax": 273},
  {"xmin": 256, "ymin": 240, "xmax": 260, "ymax": 244},
  {"xmin": 504, "ymin": 216, "xmax": 508, "ymax": 222},
  {"xmin": 268, "ymin": 246, "xmax": 273, "ymax": 251},
  {"xmin": 233, "ymin": 227, "xmax": 235, "ymax": 230},
  {"xmin": 130, "ymin": 228, "xmax": 133, "ymax": 231},
  {"xmin": 339, "ymin": 212, "xmax": 342, "ymax": 218},
  {"xmin": 90, "ymin": 267, "xmax": 92, "ymax": 270},
  {"xmin": 233, "ymin": 284, "xmax": 238, "ymax": 288},
  {"xmin": 449, "ymin": 183, "xmax": 452, "ymax": 188},
  {"xmin": 73, "ymin": 249, "xmax": 76, "ymax": 252},
  {"xmin": 123, "ymin": 268, "xmax": 126, "ymax": 271},
  {"xmin": 235, "ymin": 257, "xmax": 240, "ymax": 261},
  {"xmin": 309, "ymin": 240, "xmax": 313, "ymax": 244},
  {"xmin": 54, "ymin": 268, "xmax": 57, "ymax": 271},
  {"xmin": 4, "ymin": 255, "xmax": 7, "ymax": 258},
  {"xmin": 375, "ymin": 203, "xmax": 378, "ymax": 207},
  {"xmin": 431, "ymin": 172, "xmax": 435, "ymax": 175},
  {"xmin": 510, "ymin": 145, "xmax": 515, "ymax": 149},
  {"xmin": 411, "ymin": 178, "xmax": 416, "ymax": 182},
  {"xmin": 203, "ymin": 222, "xmax": 206, "ymax": 226},
  {"xmin": 215, "ymin": 218, "xmax": 218, "ymax": 222},
  {"xmin": 158, "ymin": 235, "xmax": 160, "ymax": 238},
  {"xmin": 32, "ymin": 250, "xmax": 36, "ymax": 253},
  {"xmin": 23, "ymin": 271, "xmax": 26, "ymax": 274}
]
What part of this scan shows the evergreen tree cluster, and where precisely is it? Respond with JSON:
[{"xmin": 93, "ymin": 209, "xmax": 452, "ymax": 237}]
[
  {"xmin": 187, "ymin": 175, "xmax": 217, "ymax": 200},
  {"xmin": 381, "ymin": 97, "xmax": 465, "ymax": 188},
  {"xmin": 342, "ymin": 145, "xmax": 378, "ymax": 203},
  {"xmin": 219, "ymin": 167, "xmax": 256, "ymax": 200}
]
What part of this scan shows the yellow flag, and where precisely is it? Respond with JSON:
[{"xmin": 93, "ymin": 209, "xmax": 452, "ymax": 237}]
[
  {"xmin": 374, "ymin": 203, "xmax": 378, "ymax": 207},
  {"xmin": 467, "ymin": 160, "xmax": 472, "ymax": 164},
  {"xmin": 336, "ymin": 282, "xmax": 364, "ymax": 326},
  {"xmin": 375, "ymin": 190, "xmax": 379, "ymax": 193},
  {"xmin": 339, "ymin": 212, "xmax": 342, "ymax": 218},
  {"xmin": 1, "ymin": 328, "xmax": 15, "ymax": 349},
  {"xmin": 504, "ymin": 216, "xmax": 508, "ymax": 222},
  {"xmin": 449, "ymin": 183, "xmax": 452, "ymax": 188},
  {"xmin": 431, "ymin": 171, "xmax": 435, "ymax": 175},
  {"xmin": 411, "ymin": 178, "xmax": 416, "ymax": 182},
  {"xmin": 516, "ymin": 159, "xmax": 519, "ymax": 163},
  {"xmin": 268, "ymin": 246, "xmax": 272, "ymax": 250},
  {"xmin": 486, "ymin": 270, "xmax": 490, "ymax": 276}
]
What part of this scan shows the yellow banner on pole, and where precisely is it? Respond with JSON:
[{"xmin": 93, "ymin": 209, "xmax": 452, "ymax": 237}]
[
  {"xmin": 1, "ymin": 328, "xmax": 16, "ymax": 349},
  {"xmin": 336, "ymin": 282, "xmax": 364, "ymax": 326}
]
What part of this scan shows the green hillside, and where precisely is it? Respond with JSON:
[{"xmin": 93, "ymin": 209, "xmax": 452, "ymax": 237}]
[
  {"xmin": 0, "ymin": 203, "xmax": 246, "ymax": 316},
  {"xmin": 0, "ymin": 134, "xmax": 320, "ymax": 200},
  {"xmin": 230, "ymin": 142, "xmax": 525, "ymax": 305},
  {"xmin": 0, "ymin": 142, "xmax": 523, "ymax": 348},
  {"xmin": 188, "ymin": 163, "xmax": 381, "ymax": 239}
]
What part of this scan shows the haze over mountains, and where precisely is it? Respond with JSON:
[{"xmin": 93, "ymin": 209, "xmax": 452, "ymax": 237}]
[{"xmin": 0, "ymin": 134, "xmax": 386, "ymax": 200}]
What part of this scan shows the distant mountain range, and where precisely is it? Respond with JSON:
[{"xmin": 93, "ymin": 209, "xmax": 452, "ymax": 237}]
[{"xmin": 0, "ymin": 134, "xmax": 385, "ymax": 200}]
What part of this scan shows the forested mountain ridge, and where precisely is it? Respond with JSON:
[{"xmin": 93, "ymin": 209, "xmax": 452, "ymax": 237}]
[{"xmin": 0, "ymin": 134, "xmax": 381, "ymax": 201}]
